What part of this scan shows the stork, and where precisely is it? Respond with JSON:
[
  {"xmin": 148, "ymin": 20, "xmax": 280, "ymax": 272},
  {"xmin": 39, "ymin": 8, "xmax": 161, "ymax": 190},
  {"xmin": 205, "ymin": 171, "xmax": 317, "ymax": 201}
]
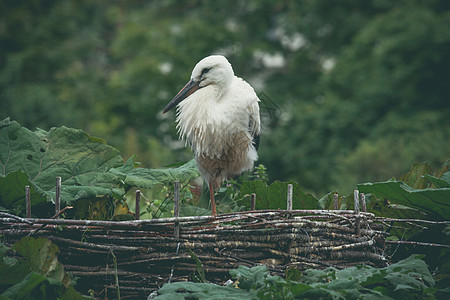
[{"xmin": 162, "ymin": 55, "xmax": 261, "ymax": 216}]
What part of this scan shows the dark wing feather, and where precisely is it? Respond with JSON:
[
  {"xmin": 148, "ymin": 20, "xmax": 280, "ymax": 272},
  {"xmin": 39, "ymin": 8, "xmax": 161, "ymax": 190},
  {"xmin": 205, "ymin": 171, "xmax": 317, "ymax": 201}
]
[
  {"xmin": 249, "ymin": 113, "xmax": 260, "ymax": 151},
  {"xmin": 252, "ymin": 133, "xmax": 260, "ymax": 151}
]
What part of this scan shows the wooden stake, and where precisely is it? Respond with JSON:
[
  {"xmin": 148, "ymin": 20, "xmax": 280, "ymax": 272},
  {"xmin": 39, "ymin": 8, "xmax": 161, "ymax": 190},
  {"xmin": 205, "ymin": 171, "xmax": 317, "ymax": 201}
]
[
  {"xmin": 287, "ymin": 184, "xmax": 293, "ymax": 211},
  {"xmin": 354, "ymin": 190, "xmax": 360, "ymax": 235},
  {"xmin": 250, "ymin": 193, "xmax": 256, "ymax": 210},
  {"xmin": 135, "ymin": 190, "xmax": 141, "ymax": 220},
  {"xmin": 174, "ymin": 181, "xmax": 180, "ymax": 239},
  {"xmin": 333, "ymin": 193, "xmax": 338, "ymax": 210},
  {"xmin": 55, "ymin": 177, "xmax": 61, "ymax": 216},
  {"xmin": 360, "ymin": 193, "xmax": 366, "ymax": 212},
  {"xmin": 25, "ymin": 185, "xmax": 31, "ymax": 218}
]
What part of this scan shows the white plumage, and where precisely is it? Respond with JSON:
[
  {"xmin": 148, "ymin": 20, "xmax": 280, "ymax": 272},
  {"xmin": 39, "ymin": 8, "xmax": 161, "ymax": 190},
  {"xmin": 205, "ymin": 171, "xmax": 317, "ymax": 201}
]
[{"xmin": 163, "ymin": 55, "xmax": 260, "ymax": 215}]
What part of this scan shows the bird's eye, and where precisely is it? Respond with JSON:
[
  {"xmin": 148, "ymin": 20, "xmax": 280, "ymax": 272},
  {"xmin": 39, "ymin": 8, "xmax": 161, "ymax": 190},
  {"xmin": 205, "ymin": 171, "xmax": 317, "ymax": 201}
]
[{"xmin": 201, "ymin": 68, "xmax": 211, "ymax": 75}]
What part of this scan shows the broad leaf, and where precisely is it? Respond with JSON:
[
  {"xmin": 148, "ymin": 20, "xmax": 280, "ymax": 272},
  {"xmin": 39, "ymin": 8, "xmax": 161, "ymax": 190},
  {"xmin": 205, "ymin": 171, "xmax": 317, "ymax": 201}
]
[
  {"xmin": 230, "ymin": 265, "xmax": 270, "ymax": 290},
  {"xmin": 0, "ymin": 171, "xmax": 46, "ymax": 215},
  {"xmin": 0, "ymin": 119, "xmax": 125, "ymax": 214},
  {"xmin": 425, "ymin": 173, "xmax": 450, "ymax": 189},
  {"xmin": 0, "ymin": 119, "xmax": 202, "ymax": 219},
  {"xmin": 12, "ymin": 237, "xmax": 71, "ymax": 287},
  {"xmin": 1, "ymin": 272, "xmax": 61, "ymax": 299},
  {"xmin": 358, "ymin": 180, "xmax": 450, "ymax": 220},
  {"xmin": 0, "ymin": 237, "xmax": 89, "ymax": 299},
  {"xmin": 110, "ymin": 158, "xmax": 200, "ymax": 189}
]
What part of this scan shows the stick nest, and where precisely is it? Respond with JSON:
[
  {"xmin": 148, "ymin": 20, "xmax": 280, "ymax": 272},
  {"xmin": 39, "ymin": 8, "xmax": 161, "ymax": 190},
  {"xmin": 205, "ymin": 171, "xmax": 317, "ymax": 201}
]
[{"xmin": 1, "ymin": 210, "xmax": 387, "ymax": 299}]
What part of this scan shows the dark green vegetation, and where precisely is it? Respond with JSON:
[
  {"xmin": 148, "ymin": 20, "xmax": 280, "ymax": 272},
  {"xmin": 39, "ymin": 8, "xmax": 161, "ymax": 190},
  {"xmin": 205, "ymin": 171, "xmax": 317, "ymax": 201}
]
[
  {"xmin": 1, "ymin": 0, "xmax": 448, "ymax": 196},
  {"xmin": 0, "ymin": 118, "xmax": 199, "ymax": 219},
  {"xmin": 1, "ymin": 120, "xmax": 449, "ymax": 298},
  {"xmin": 1, "ymin": 0, "xmax": 449, "ymax": 298},
  {"xmin": 152, "ymin": 257, "xmax": 439, "ymax": 299},
  {"xmin": 0, "ymin": 237, "xmax": 89, "ymax": 299}
]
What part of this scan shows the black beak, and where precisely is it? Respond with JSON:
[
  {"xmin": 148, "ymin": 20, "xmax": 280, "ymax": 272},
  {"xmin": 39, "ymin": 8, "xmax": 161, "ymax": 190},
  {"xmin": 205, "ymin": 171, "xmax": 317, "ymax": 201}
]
[{"xmin": 162, "ymin": 79, "xmax": 201, "ymax": 114}]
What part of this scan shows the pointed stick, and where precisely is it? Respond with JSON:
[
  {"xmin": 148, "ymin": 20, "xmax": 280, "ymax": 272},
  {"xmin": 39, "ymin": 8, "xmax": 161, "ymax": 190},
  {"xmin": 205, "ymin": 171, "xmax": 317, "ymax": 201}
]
[
  {"xmin": 55, "ymin": 177, "xmax": 61, "ymax": 216},
  {"xmin": 360, "ymin": 193, "xmax": 367, "ymax": 212},
  {"xmin": 25, "ymin": 185, "xmax": 31, "ymax": 218},
  {"xmin": 354, "ymin": 190, "xmax": 360, "ymax": 235},
  {"xmin": 287, "ymin": 184, "xmax": 293, "ymax": 210},
  {"xmin": 250, "ymin": 193, "xmax": 256, "ymax": 210},
  {"xmin": 174, "ymin": 181, "xmax": 180, "ymax": 239},
  {"xmin": 135, "ymin": 190, "xmax": 141, "ymax": 220},
  {"xmin": 333, "ymin": 193, "xmax": 338, "ymax": 210}
]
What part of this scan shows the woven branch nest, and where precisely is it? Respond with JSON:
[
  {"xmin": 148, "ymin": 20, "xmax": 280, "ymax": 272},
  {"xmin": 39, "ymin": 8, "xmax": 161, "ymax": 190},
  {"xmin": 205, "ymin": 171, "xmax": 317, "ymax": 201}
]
[{"xmin": 1, "ymin": 209, "xmax": 388, "ymax": 299}]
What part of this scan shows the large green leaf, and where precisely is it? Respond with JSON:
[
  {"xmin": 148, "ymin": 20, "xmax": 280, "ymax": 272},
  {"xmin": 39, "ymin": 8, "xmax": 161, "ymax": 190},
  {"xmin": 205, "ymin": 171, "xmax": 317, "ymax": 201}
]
[
  {"xmin": 425, "ymin": 172, "xmax": 450, "ymax": 189},
  {"xmin": 0, "ymin": 171, "xmax": 46, "ymax": 215},
  {"xmin": 12, "ymin": 237, "xmax": 71, "ymax": 287},
  {"xmin": 358, "ymin": 180, "xmax": 450, "ymax": 220},
  {"xmin": 0, "ymin": 237, "xmax": 90, "ymax": 299},
  {"xmin": 0, "ymin": 119, "xmax": 202, "ymax": 218},
  {"xmin": 110, "ymin": 157, "xmax": 200, "ymax": 189},
  {"xmin": 0, "ymin": 119, "xmax": 125, "ymax": 212},
  {"xmin": 1, "ymin": 272, "xmax": 62, "ymax": 299}
]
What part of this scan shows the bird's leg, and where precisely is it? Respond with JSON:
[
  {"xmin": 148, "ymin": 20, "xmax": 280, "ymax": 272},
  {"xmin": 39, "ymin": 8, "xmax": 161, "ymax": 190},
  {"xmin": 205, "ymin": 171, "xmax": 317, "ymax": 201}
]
[{"xmin": 208, "ymin": 182, "xmax": 217, "ymax": 216}]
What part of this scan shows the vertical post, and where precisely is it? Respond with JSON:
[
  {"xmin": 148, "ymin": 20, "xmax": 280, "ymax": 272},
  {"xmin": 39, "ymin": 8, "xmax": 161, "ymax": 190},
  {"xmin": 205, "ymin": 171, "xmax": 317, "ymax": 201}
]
[
  {"xmin": 174, "ymin": 181, "xmax": 180, "ymax": 239},
  {"xmin": 287, "ymin": 184, "xmax": 293, "ymax": 211},
  {"xmin": 360, "ymin": 193, "xmax": 366, "ymax": 212},
  {"xmin": 333, "ymin": 193, "xmax": 338, "ymax": 210},
  {"xmin": 135, "ymin": 190, "xmax": 141, "ymax": 220},
  {"xmin": 354, "ymin": 189, "xmax": 360, "ymax": 235},
  {"xmin": 55, "ymin": 177, "xmax": 61, "ymax": 216},
  {"xmin": 25, "ymin": 185, "xmax": 31, "ymax": 218},
  {"xmin": 250, "ymin": 193, "xmax": 256, "ymax": 210},
  {"xmin": 169, "ymin": 182, "xmax": 181, "ymax": 284}
]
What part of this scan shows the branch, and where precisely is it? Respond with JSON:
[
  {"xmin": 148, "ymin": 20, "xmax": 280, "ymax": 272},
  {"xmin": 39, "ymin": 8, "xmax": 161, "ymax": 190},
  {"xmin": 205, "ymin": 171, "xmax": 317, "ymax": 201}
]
[{"xmin": 386, "ymin": 240, "xmax": 450, "ymax": 249}]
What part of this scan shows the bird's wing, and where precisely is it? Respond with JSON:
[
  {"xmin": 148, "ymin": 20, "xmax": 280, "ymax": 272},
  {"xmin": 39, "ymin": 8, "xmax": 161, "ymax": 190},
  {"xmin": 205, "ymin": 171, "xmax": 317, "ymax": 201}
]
[{"xmin": 248, "ymin": 97, "xmax": 261, "ymax": 150}]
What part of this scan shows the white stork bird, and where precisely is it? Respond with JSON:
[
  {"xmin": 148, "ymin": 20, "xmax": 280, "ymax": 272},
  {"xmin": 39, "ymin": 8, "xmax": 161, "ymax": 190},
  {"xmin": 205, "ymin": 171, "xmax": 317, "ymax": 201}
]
[{"xmin": 163, "ymin": 55, "xmax": 261, "ymax": 216}]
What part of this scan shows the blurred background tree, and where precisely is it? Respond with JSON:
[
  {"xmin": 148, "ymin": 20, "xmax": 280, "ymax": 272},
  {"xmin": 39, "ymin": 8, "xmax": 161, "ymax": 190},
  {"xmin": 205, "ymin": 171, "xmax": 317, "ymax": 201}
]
[{"xmin": 1, "ymin": 0, "xmax": 448, "ymax": 196}]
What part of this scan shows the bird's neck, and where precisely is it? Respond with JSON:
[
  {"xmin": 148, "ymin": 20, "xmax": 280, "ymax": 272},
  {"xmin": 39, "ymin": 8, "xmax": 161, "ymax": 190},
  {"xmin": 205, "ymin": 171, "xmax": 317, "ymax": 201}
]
[{"xmin": 210, "ymin": 80, "xmax": 231, "ymax": 102}]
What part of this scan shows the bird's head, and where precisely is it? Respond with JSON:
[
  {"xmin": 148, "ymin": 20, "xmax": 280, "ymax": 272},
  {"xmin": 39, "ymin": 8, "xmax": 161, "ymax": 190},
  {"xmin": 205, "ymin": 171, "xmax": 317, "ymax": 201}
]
[{"xmin": 162, "ymin": 55, "xmax": 234, "ymax": 114}]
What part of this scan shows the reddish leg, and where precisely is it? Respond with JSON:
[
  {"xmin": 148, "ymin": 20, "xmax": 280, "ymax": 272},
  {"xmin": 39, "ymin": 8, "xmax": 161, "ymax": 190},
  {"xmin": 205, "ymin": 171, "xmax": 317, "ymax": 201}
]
[{"xmin": 208, "ymin": 182, "xmax": 217, "ymax": 216}]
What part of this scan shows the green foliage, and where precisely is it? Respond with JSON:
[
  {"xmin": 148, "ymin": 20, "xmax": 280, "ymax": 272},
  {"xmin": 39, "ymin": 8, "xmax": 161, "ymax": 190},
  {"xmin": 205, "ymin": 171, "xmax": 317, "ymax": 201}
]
[
  {"xmin": 237, "ymin": 180, "xmax": 318, "ymax": 210},
  {"xmin": 1, "ymin": 2, "xmax": 449, "ymax": 294},
  {"xmin": 111, "ymin": 157, "xmax": 200, "ymax": 191},
  {"xmin": 187, "ymin": 248, "xmax": 207, "ymax": 283},
  {"xmin": 262, "ymin": 1, "xmax": 450, "ymax": 195},
  {"xmin": 151, "ymin": 255, "xmax": 442, "ymax": 299},
  {"xmin": 150, "ymin": 282, "xmax": 257, "ymax": 300},
  {"xmin": 0, "ymin": 118, "xmax": 124, "ymax": 216},
  {"xmin": 358, "ymin": 162, "xmax": 450, "ymax": 221},
  {"xmin": 358, "ymin": 180, "xmax": 450, "ymax": 221},
  {"xmin": 1, "ymin": 1, "xmax": 448, "ymax": 196},
  {"xmin": 355, "ymin": 161, "xmax": 450, "ymax": 291},
  {"xmin": 0, "ymin": 119, "xmax": 199, "ymax": 219},
  {"xmin": 0, "ymin": 237, "xmax": 90, "ymax": 299}
]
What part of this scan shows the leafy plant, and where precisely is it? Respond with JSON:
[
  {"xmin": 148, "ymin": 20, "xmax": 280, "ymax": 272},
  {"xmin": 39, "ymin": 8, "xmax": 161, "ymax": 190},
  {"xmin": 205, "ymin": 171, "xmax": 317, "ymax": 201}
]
[
  {"xmin": 187, "ymin": 248, "xmax": 207, "ymax": 283},
  {"xmin": 0, "ymin": 118, "xmax": 200, "ymax": 219},
  {"xmin": 237, "ymin": 180, "xmax": 318, "ymax": 210},
  {"xmin": 358, "ymin": 161, "xmax": 450, "ymax": 221},
  {"xmin": 0, "ymin": 237, "xmax": 91, "ymax": 299},
  {"xmin": 150, "ymin": 255, "xmax": 443, "ymax": 299},
  {"xmin": 356, "ymin": 161, "xmax": 450, "ymax": 291}
]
